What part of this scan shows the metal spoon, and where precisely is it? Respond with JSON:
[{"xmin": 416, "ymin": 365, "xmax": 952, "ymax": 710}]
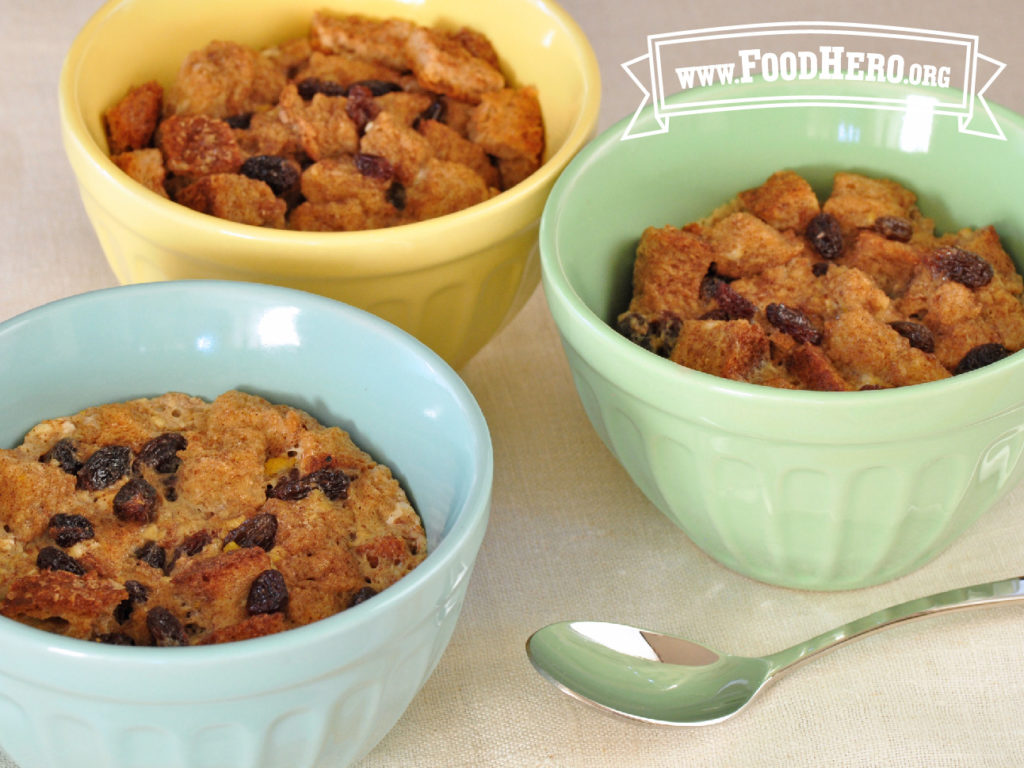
[{"xmin": 526, "ymin": 575, "xmax": 1024, "ymax": 725}]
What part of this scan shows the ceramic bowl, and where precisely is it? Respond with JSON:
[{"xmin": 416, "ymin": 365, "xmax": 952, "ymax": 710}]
[
  {"xmin": 0, "ymin": 281, "xmax": 492, "ymax": 768},
  {"xmin": 58, "ymin": 0, "xmax": 600, "ymax": 369},
  {"xmin": 540, "ymin": 79, "xmax": 1024, "ymax": 590}
]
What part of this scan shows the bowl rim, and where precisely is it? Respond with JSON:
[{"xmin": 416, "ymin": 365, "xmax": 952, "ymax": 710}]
[
  {"xmin": 539, "ymin": 81, "xmax": 1024, "ymax": 440},
  {"xmin": 57, "ymin": 0, "xmax": 602, "ymax": 273},
  {"xmin": 0, "ymin": 280, "xmax": 493, "ymax": 676}
]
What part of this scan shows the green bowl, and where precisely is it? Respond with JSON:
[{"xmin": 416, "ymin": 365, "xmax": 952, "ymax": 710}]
[{"xmin": 540, "ymin": 79, "xmax": 1024, "ymax": 590}]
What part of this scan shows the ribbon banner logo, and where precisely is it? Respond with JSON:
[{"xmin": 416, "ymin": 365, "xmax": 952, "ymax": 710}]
[{"xmin": 621, "ymin": 21, "xmax": 1005, "ymax": 142}]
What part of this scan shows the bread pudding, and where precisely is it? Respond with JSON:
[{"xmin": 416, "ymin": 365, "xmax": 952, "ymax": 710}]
[
  {"xmin": 0, "ymin": 390, "xmax": 425, "ymax": 645},
  {"xmin": 618, "ymin": 170, "xmax": 1024, "ymax": 390}
]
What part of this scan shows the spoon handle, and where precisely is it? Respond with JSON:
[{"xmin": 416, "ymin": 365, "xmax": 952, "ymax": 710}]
[{"xmin": 764, "ymin": 576, "xmax": 1024, "ymax": 675}]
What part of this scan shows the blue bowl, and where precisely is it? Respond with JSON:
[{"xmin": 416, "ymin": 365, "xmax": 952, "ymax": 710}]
[{"xmin": 0, "ymin": 281, "xmax": 492, "ymax": 768}]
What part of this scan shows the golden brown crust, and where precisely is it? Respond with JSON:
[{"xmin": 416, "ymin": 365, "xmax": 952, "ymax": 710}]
[
  {"xmin": 1, "ymin": 571, "xmax": 128, "ymax": 638},
  {"xmin": 156, "ymin": 114, "xmax": 244, "ymax": 176},
  {"xmin": 104, "ymin": 10, "xmax": 544, "ymax": 230},
  {"xmin": 111, "ymin": 149, "xmax": 169, "ymax": 198},
  {"xmin": 310, "ymin": 11, "xmax": 415, "ymax": 71},
  {"xmin": 175, "ymin": 173, "xmax": 287, "ymax": 227},
  {"xmin": 104, "ymin": 80, "xmax": 164, "ymax": 154},
  {"xmin": 0, "ymin": 391, "xmax": 425, "ymax": 646},
  {"xmin": 670, "ymin": 320, "xmax": 769, "ymax": 380},
  {"xmin": 618, "ymin": 170, "xmax": 1024, "ymax": 390},
  {"xmin": 165, "ymin": 40, "xmax": 287, "ymax": 119},
  {"xmin": 737, "ymin": 169, "xmax": 820, "ymax": 233},
  {"xmin": 468, "ymin": 87, "xmax": 543, "ymax": 163},
  {"xmin": 401, "ymin": 158, "xmax": 493, "ymax": 222},
  {"xmin": 404, "ymin": 26, "xmax": 505, "ymax": 104}
]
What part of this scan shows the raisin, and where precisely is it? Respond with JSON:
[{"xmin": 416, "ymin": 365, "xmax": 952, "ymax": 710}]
[
  {"xmin": 344, "ymin": 79, "xmax": 402, "ymax": 96},
  {"xmin": 266, "ymin": 469, "xmax": 312, "ymax": 501},
  {"xmin": 224, "ymin": 513, "xmax": 278, "ymax": 551},
  {"xmin": 930, "ymin": 246, "xmax": 993, "ymax": 288},
  {"xmin": 177, "ymin": 530, "xmax": 211, "ymax": 557},
  {"xmin": 889, "ymin": 321, "xmax": 935, "ymax": 353},
  {"xmin": 954, "ymin": 343, "xmax": 1011, "ymax": 374},
  {"xmin": 698, "ymin": 263, "xmax": 727, "ymax": 302},
  {"xmin": 146, "ymin": 607, "xmax": 189, "ymax": 647},
  {"xmin": 354, "ymin": 152, "xmax": 394, "ymax": 181},
  {"xmin": 345, "ymin": 84, "xmax": 380, "ymax": 133},
  {"xmin": 295, "ymin": 77, "xmax": 347, "ymax": 100},
  {"xmin": 113, "ymin": 477, "xmax": 159, "ymax": 523},
  {"xmin": 386, "ymin": 181, "xmax": 406, "ymax": 210},
  {"xmin": 77, "ymin": 445, "xmax": 131, "ymax": 490},
  {"xmin": 138, "ymin": 432, "xmax": 187, "ymax": 473},
  {"xmin": 239, "ymin": 155, "xmax": 300, "ymax": 198},
  {"xmin": 616, "ymin": 312, "xmax": 681, "ymax": 357},
  {"xmin": 766, "ymin": 303, "xmax": 822, "ymax": 345},
  {"xmin": 134, "ymin": 540, "xmax": 167, "ymax": 570},
  {"xmin": 812, "ymin": 262, "xmax": 829, "ymax": 277},
  {"xmin": 47, "ymin": 513, "xmax": 94, "ymax": 548},
  {"xmin": 37, "ymin": 546, "xmax": 86, "ymax": 575},
  {"xmin": 41, "ymin": 438, "xmax": 83, "ymax": 475},
  {"xmin": 348, "ymin": 586, "xmax": 377, "ymax": 607},
  {"xmin": 307, "ymin": 468, "xmax": 350, "ymax": 501},
  {"xmin": 125, "ymin": 579, "xmax": 149, "ymax": 604},
  {"xmin": 162, "ymin": 475, "xmax": 178, "ymax": 501},
  {"xmin": 873, "ymin": 215, "xmax": 913, "ymax": 242},
  {"xmin": 223, "ymin": 113, "xmax": 253, "ymax": 129},
  {"xmin": 246, "ymin": 569, "xmax": 289, "ymax": 615},
  {"xmin": 419, "ymin": 95, "xmax": 447, "ymax": 125},
  {"xmin": 699, "ymin": 264, "xmax": 753, "ymax": 319},
  {"xmin": 96, "ymin": 632, "xmax": 136, "ymax": 645},
  {"xmin": 711, "ymin": 281, "xmax": 756, "ymax": 320},
  {"xmin": 806, "ymin": 213, "xmax": 843, "ymax": 259},
  {"xmin": 114, "ymin": 580, "xmax": 150, "ymax": 623}
]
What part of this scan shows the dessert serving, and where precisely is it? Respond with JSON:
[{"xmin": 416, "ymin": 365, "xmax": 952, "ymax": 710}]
[
  {"xmin": 103, "ymin": 9, "xmax": 545, "ymax": 230},
  {"xmin": 0, "ymin": 389, "xmax": 426, "ymax": 646},
  {"xmin": 617, "ymin": 170, "xmax": 1024, "ymax": 390}
]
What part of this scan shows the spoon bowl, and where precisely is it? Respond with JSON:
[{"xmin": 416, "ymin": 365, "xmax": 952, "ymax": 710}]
[
  {"xmin": 527, "ymin": 621, "xmax": 772, "ymax": 725},
  {"xmin": 527, "ymin": 576, "xmax": 1024, "ymax": 725}
]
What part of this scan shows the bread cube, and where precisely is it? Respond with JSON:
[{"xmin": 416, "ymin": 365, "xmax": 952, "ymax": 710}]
[
  {"xmin": 468, "ymin": 86, "xmax": 543, "ymax": 162},
  {"xmin": 627, "ymin": 225, "xmax": 718, "ymax": 319},
  {"xmin": 104, "ymin": 80, "xmax": 163, "ymax": 153},
  {"xmin": 156, "ymin": 113, "xmax": 244, "ymax": 175},
  {"xmin": 111, "ymin": 148, "xmax": 169, "ymax": 198},
  {"xmin": 166, "ymin": 40, "xmax": 286, "ymax": 119},
  {"xmin": 360, "ymin": 110, "xmax": 432, "ymax": 184},
  {"xmin": 402, "ymin": 158, "xmax": 492, "ymax": 221},
  {"xmin": 293, "ymin": 51, "xmax": 404, "ymax": 89},
  {"xmin": 175, "ymin": 173, "xmax": 286, "ymax": 227},
  {"xmin": 670, "ymin": 319, "xmax": 769, "ymax": 380},
  {"xmin": 822, "ymin": 172, "xmax": 918, "ymax": 233},
  {"xmin": 277, "ymin": 83, "xmax": 359, "ymax": 160},
  {"xmin": 417, "ymin": 118, "xmax": 499, "ymax": 187},
  {"xmin": 405, "ymin": 26, "xmax": 505, "ymax": 103},
  {"xmin": 706, "ymin": 212, "xmax": 805, "ymax": 279},
  {"xmin": 823, "ymin": 309, "xmax": 950, "ymax": 387},
  {"xmin": 310, "ymin": 11, "xmax": 414, "ymax": 71},
  {"xmin": 232, "ymin": 107, "xmax": 302, "ymax": 158},
  {"xmin": 842, "ymin": 230, "xmax": 924, "ymax": 298},
  {"xmin": 738, "ymin": 169, "xmax": 821, "ymax": 233}
]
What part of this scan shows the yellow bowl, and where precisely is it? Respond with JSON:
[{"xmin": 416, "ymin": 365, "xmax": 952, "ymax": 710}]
[{"xmin": 58, "ymin": 0, "xmax": 600, "ymax": 368}]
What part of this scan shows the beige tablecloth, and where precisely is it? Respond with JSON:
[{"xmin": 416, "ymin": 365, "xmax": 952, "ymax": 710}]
[{"xmin": 4, "ymin": 1, "xmax": 1024, "ymax": 765}]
